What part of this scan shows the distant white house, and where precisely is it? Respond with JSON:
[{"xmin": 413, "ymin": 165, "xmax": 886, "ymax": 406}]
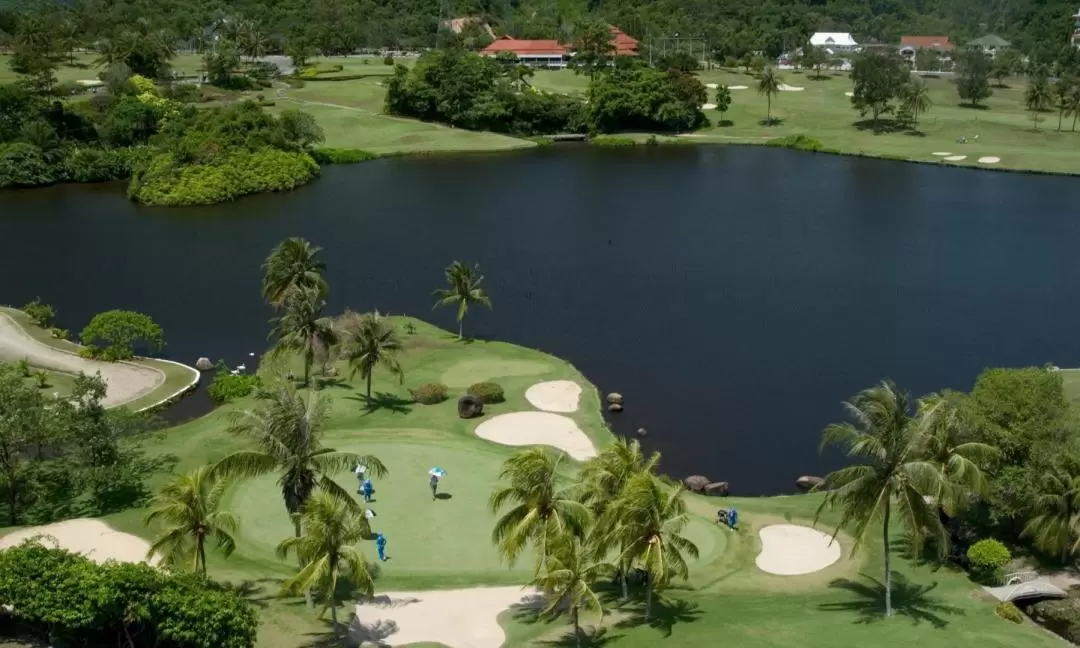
[{"xmin": 809, "ymin": 32, "xmax": 859, "ymax": 53}]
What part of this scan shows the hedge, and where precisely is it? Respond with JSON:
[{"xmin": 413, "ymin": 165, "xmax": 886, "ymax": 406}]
[
  {"xmin": 589, "ymin": 135, "xmax": 637, "ymax": 148},
  {"xmin": 467, "ymin": 381, "xmax": 505, "ymax": 404},
  {"xmin": 995, "ymin": 601, "xmax": 1024, "ymax": 624},
  {"xmin": 765, "ymin": 134, "xmax": 826, "ymax": 152},
  {"xmin": 311, "ymin": 148, "xmax": 380, "ymax": 164},
  {"xmin": 208, "ymin": 373, "xmax": 261, "ymax": 403},
  {"xmin": 411, "ymin": 383, "xmax": 449, "ymax": 404},
  {"xmin": 129, "ymin": 149, "xmax": 320, "ymax": 206}
]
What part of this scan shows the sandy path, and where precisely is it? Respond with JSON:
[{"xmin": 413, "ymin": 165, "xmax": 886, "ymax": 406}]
[
  {"xmin": 0, "ymin": 518, "xmax": 159, "ymax": 565},
  {"xmin": 525, "ymin": 380, "xmax": 582, "ymax": 413},
  {"xmin": 475, "ymin": 411, "xmax": 597, "ymax": 460},
  {"xmin": 0, "ymin": 313, "xmax": 164, "ymax": 408},
  {"xmin": 351, "ymin": 587, "xmax": 541, "ymax": 648},
  {"xmin": 755, "ymin": 524, "xmax": 841, "ymax": 575}
]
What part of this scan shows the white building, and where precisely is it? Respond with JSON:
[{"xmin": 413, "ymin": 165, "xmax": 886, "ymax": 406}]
[{"xmin": 809, "ymin": 32, "xmax": 859, "ymax": 53}]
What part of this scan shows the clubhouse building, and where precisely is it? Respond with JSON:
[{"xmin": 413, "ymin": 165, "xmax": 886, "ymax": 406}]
[{"xmin": 481, "ymin": 26, "xmax": 639, "ymax": 68}]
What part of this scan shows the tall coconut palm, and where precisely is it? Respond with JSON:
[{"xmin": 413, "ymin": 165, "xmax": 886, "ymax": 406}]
[
  {"xmin": 531, "ymin": 533, "xmax": 610, "ymax": 648},
  {"xmin": 900, "ymin": 78, "xmax": 933, "ymax": 127},
  {"xmin": 1025, "ymin": 76, "xmax": 1051, "ymax": 130},
  {"xmin": 757, "ymin": 66, "xmax": 782, "ymax": 124},
  {"xmin": 1067, "ymin": 84, "xmax": 1080, "ymax": 132},
  {"xmin": 262, "ymin": 237, "xmax": 328, "ymax": 306},
  {"xmin": 918, "ymin": 393, "xmax": 997, "ymax": 516},
  {"xmin": 594, "ymin": 473, "xmax": 699, "ymax": 621},
  {"xmin": 215, "ymin": 381, "xmax": 387, "ymax": 537},
  {"xmin": 269, "ymin": 285, "xmax": 336, "ymax": 387},
  {"xmin": 816, "ymin": 380, "xmax": 946, "ymax": 617},
  {"xmin": 432, "ymin": 261, "xmax": 492, "ymax": 340},
  {"xmin": 1053, "ymin": 76, "xmax": 1076, "ymax": 132},
  {"xmin": 490, "ymin": 448, "xmax": 591, "ymax": 574},
  {"xmin": 277, "ymin": 492, "xmax": 375, "ymax": 633},
  {"xmin": 578, "ymin": 438, "xmax": 661, "ymax": 599},
  {"xmin": 144, "ymin": 466, "xmax": 238, "ymax": 575},
  {"xmin": 1022, "ymin": 460, "xmax": 1080, "ymax": 563},
  {"xmin": 342, "ymin": 311, "xmax": 404, "ymax": 400}
]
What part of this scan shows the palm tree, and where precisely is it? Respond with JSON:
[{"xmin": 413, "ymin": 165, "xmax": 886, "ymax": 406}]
[
  {"xmin": 1067, "ymin": 84, "xmax": 1080, "ymax": 132},
  {"xmin": 756, "ymin": 66, "xmax": 782, "ymax": 124},
  {"xmin": 269, "ymin": 285, "xmax": 336, "ymax": 387},
  {"xmin": 919, "ymin": 393, "xmax": 997, "ymax": 517},
  {"xmin": 432, "ymin": 261, "xmax": 492, "ymax": 340},
  {"xmin": 342, "ymin": 311, "xmax": 404, "ymax": 400},
  {"xmin": 531, "ymin": 533, "xmax": 610, "ymax": 648},
  {"xmin": 578, "ymin": 438, "xmax": 661, "ymax": 599},
  {"xmin": 262, "ymin": 237, "xmax": 328, "ymax": 307},
  {"xmin": 490, "ymin": 448, "xmax": 591, "ymax": 574},
  {"xmin": 900, "ymin": 78, "xmax": 933, "ymax": 127},
  {"xmin": 594, "ymin": 473, "xmax": 699, "ymax": 621},
  {"xmin": 277, "ymin": 492, "xmax": 375, "ymax": 633},
  {"xmin": 815, "ymin": 380, "xmax": 946, "ymax": 617},
  {"xmin": 1026, "ymin": 76, "xmax": 1051, "ymax": 130},
  {"xmin": 144, "ymin": 466, "xmax": 239, "ymax": 575},
  {"xmin": 1022, "ymin": 460, "xmax": 1080, "ymax": 563},
  {"xmin": 215, "ymin": 381, "xmax": 387, "ymax": 537},
  {"xmin": 1053, "ymin": 76, "xmax": 1076, "ymax": 132}
]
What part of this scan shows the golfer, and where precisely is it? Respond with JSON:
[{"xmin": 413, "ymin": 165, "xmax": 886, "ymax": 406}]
[
  {"xmin": 376, "ymin": 533, "xmax": 387, "ymax": 561},
  {"xmin": 362, "ymin": 478, "xmax": 374, "ymax": 503},
  {"xmin": 355, "ymin": 463, "xmax": 366, "ymax": 493},
  {"xmin": 429, "ymin": 473, "xmax": 439, "ymax": 500}
]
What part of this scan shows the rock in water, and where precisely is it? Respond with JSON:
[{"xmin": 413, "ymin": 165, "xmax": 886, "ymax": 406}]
[
  {"xmin": 606, "ymin": 392, "xmax": 624, "ymax": 404},
  {"xmin": 684, "ymin": 475, "xmax": 711, "ymax": 492},
  {"xmin": 704, "ymin": 481, "xmax": 729, "ymax": 496},
  {"xmin": 637, "ymin": 427, "xmax": 648, "ymax": 437},
  {"xmin": 796, "ymin": 475, "xmax": 825, "ymax": 491},
  {"xmin": 457, "ymin": 394, "xmax": 484, "ymax": 419},
  {"xmin": 195, "ymin": 357, "xmax": 213, "ymax": 371},
  {"xmin": 608, "ymin": 403, "xmax": 624, "ymax": 413}
]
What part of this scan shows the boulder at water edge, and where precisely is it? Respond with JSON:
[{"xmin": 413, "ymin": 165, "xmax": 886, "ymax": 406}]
[
  {"xmin": 704, "ymin": 481, "xmax": 729, "ymax": 496},
  {"xmin": 195, "ymin": 357, "xmax": 213, "ymax": 371},
  {"xmin": 637, "ymin": 427, "xmax": 648, "ymax": 437},
  {"xmin": 684, "ymin": 475, "xmax": 711, "ymax": 492},
  {"xmin": 457, "ymin": 394, "xmax": 484, "ymax": 419},
  {"xmin": 607, "ymin": 392, "xmax": 624, "ymax": 404},
  {"xmin": 608, "ymin": 403, "xmax": 623, "ymax": 413},
  {"xmin": 796, "ymin": 475, "xmax": 825, "ymax": 491}
]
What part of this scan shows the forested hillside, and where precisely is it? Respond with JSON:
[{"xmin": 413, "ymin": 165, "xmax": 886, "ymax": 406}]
[{"xmin": 0, "ymin": 0, "xmax": 1076, "ymax": 62}]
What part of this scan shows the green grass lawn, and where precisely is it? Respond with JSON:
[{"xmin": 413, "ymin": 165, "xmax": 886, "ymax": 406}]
[{"xmin": 0, "ymin": 306, "xmax": 198, "ymax": 411}]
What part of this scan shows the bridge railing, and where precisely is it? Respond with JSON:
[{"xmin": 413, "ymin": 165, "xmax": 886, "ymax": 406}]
[{"xmin": 1001, "ymin": 571, "xmax": 1039, "ymax": 586}]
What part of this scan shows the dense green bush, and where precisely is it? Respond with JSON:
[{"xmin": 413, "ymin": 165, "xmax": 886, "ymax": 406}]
[
  {"xmin": 467, "ymin": 381, "xmax": 505, "ymax": 404},
  {"xmin": 0, "ymin": 142, "xmax": 54, "ymax": 188},
  {"xmin": 590, "ymin": 135, "xmax": 636, "ymax": 147},
  {"xmin": 80, "ymin": 310, "xmax": 164, "ymax": 360},
  {"xmin": 411, "ymin": 382, "xmax": 449, "ymax": 404},
  {"xmin": 311, "ymin": 148, "xmax": 380, "ymax": 164},
  {"xmin": 383, "ymin": 54, "xmax": 394, "ymax": 66},
  {"xmin": 129, "ymin": 149, "xmax": 319, "ymax": 206},
  {"xmin": 21, "ymin": 297, "xmax": 55, "ymax": 327},
  {"xmin": 586, "ymin": 65, "xmax": 707, "ymax": 133},
  {"xmin": 766, "ymin": 134, "xmax": 827, "ymax": 151},
  {"xmin": 966, "ymin": 538, "xmax": 1011, "ymax": 584},
  {"xmin": 1029, "ymin": 594, "xmax": 1080, "ymax": 642},
  {"xmin": 66, "ymin": 147, "xmax": 133, "ymax": 182},
  {"xmin": 996, "ymin": 601, "xmax": 1024, "ymax": 624},
  {"xmin": 314, "ymin": 63, "xmax": 344, "ymax": 74},
  {"xmin": 0, "ymin": 544, "xmax": 258, "ymax": 648},
  {"xmin": 208, "ymin": 372, "xmax": 261, "ymax": 403}
]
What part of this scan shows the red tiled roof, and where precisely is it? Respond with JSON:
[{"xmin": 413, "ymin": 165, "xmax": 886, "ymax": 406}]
[
  {"xmin": 482, "ymin": 37, "xmax": 567, "ymax": 56},
  {"xmin": 611, "ymin": 26, "xmax": 639, "ymax": 55},
  {"xmin": 900, "ymin": 35, "xmax": 954, "ymax": 50}
]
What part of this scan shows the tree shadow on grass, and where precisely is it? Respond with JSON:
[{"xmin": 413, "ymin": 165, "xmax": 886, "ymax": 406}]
[
  {"xmin": 758, "ymin": 117, "xmax": 786, "ymax": 127},
  {"xmin": 853, "ymin": 118, "xmax": 913, "ymax": 134},
  {"xmin": 956, "ymin": 103, "xmax": 990, "ymax": 110},
  {"xmin": 715, "ymin": 119, "xmax": 735, "ymax": 127},
  {"xmin": 226, "ymin": 578, "xmax": 285, "ymax": 609},
  {"xmin": 818, "ymin": 574, "xmax": 964, "ymax": 628},
  {"xmin": 613, "ymin": 595, "xmax": 701, "ymax": 637},
  {"xmin": 537, "ymin": 625, "xmax": 624, "ymax": 647},
  {"xmin": 314, "ymin": 376, "xmax": 350, "ymax": 390},
  {"xmin": 345, "ymin": 391, "xmax": 413, "ymax": 415}
]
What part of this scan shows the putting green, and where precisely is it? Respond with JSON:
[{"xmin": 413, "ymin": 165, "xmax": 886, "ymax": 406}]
[{"xmin": 440, "ymin": 359, "xmax": 555, "ymax": 388}]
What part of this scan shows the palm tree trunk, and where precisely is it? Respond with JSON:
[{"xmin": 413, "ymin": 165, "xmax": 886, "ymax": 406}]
[
  {"xmin": 574, "ymin": 606, "xmax": 581, "ymax": 648},
  {"xmin": 330, "ymin": 595, "xmax": 339, "ymax": 635},
  {"xmin": 767, "ymin": 94, "xmax": 772, "ymax": 122},
  {"xmin": 303, "ymin": 352, "xmax": 311, "ymax": 387},
  {"xmin": 458, "ymin": 318, "xmax": 463, "ymax": 340},
  {"xmin": 1071, "ymin": 112, "xmax": 1078, "ymax": 132},
  {"xmin": 366, "ymin": 371, "xmax": 373, "ymax": 399},
  {"xmin": 197, "ymin": 537, "xmax": 207, "ymax": 576},
  {"xmin": 883, "ymin": 499, "xmax": 892, "ymax": 617},
  {"xmin": 621, "ymin": 569, "xmax": 628, "ymax": 599},
  {"xmin": 1059, "ymin": 109, "xmax": 1064, "ymax": 132},
  {"xmin": 644, "ymin": 571, "xmax": 653, "ymax": 621}
]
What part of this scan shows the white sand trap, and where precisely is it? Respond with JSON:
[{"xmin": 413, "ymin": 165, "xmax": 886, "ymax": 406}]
[
  {"xmin": 844, "ymin": 91, "xmax": 854, "ymax": 97},
  {"xmin": 475, "ymin": 412, "xmax": 596, "ymax": 460},
  {"xmin": 525, "ymin": 380, "xmax": 582, "ymax": 413},
  {"xmin": 0, "ymin": 519, "xmax": 160, "ymax": 565},
  {"xmin": 778, "ymin": 83, "xmax": 804, "ymax": 91},
  {"xmin": 931, "ymin": 151, "xmax": 953, "ymax": 156},
  {"xmin": 978, "ymin": 156, "xmax": 1001, "ymax": 164},
  {"xmin": 352, "ymin": 587, "xmax": 541, "ymax": 648},
  {"xmin": 944, "ymin": 155, "xmax": 967, "ymax": 162},
  {"xmin": 706, "ymin": 83, "xmax": 718, "ymax": 89},
  {"xmin": 701, "ymin": 103, "xmax": 717, "ymax": 110},
  {"xmin": 755, "ymin": 524, "xmax": 841, "ymax": 575},
  {"xmin": 729, "ymin": 85, "xmax": 748, "ymax": 90}
]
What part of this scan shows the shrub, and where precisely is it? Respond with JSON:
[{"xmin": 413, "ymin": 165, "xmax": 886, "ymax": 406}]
[
  {"xmin": 0, "ymin": 142, "xmax": 55, "ymax": 188},
  {"xmin": 766, "ymin": 134, "xmax": 826, "ymax": 151},
  {"xmin": 22, "ymin": 297, "xmax": 55, "ymax": 327},
  {"xmin": 16, "ymin": 358, "xmax": 30, "ymax": 377},
  {"xmin": 314, "ymin": 64, "xmax": 344, "ymax": 74},
  {"xmin": 996, "ymin": 601, "xmax": 1024, "ymax": 624},
  {"xmin": 80, "ymin": 310, "xmax": 164, "ymax": 361},
  {"xmin": 590, "ymin": 135, "xmax": 636, "ymax": 147},
  {"xmin": 311, "ymin": 148, "xmax": 380, "ymax": 164},
  {"xmin": 33, "ymin": 369, "xmax": 49, "ymax": 388},
  {"xmin": 66, "ymin": 148, "xmax": 132, "ymax": 183},
  {"xmin": 411, "ymin": 382, "xmax": 449, "ymax": 404},
  {"xmin": 383, "ymin": 54, "xmax": 394, "ymax": 66},
  {"xmin": 966, "ymin": 538, "xmax": 1010, "ymax": 584},
  {"xmin": 50, "ymin": 327, "xmax": 70, "ymax": 340},
  {"xmin": 467, "ymin": 381, "xmax": 505, "ymax": 404},
  {"xmin": 208, "ymin": 373, "xmax": 261, "ymax": 404},
  {"xmin": 304, "ymin": 74, "xmax": 386, "ymax": 82},
  {"xmin": 1030, "ymin": 594, "xmax": 1080, "ymax": 642},
  {"xmin": 284, "ymin": 77, "xmax": 306, "ymax": 88}
]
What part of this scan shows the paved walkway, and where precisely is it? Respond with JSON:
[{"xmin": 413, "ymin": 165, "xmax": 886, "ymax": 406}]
[{"xmin": 0, "ymin": 313, "xmax": 164, "ymax": 408}]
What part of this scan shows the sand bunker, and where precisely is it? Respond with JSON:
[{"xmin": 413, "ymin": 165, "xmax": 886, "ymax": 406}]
[
  {"xmin": 844, "ymin": 91, "xmax": 854, "ymax": 97},
  {"xmin": 706, "ymin": 83, "xmax": 718, "ymax": 89},
  {"xmin": 475, "ymin": 412, "xmax": 596, "ymax": 460},
  {"xmin": 729, "ymin": 85, "xmax": 749, "ymax": 90},
  {"xmin": 755, "ymin": 524, "xmax": 841, "ymax": 575},
  {"xmin": 525, "ymin": 380, "xmax": 582, "ymax": 413},
  {"xmin": 702, "ymin": 103, "xmax": 717, "ymax": 110},
  {"xmin": 0, "ymin": 519, "xmax": 159, "ymax": 565},
  {"xmin": 352, "ymin": 587, "xmax": 541, "ymax": 648},
  {"xmin": 944, "ymin": 155, "xmax": 967, "ymax": 162},
  {"xmin": 978, "ymin": 156, "xmax": 1001, "ymax": 164},
  {"xmin": 931, "ymin": 152, "xmax": 953, "ymax": 156},
  {"xmin": 778, "ymin": 83, "xmax": 804, "ymax": 91}
]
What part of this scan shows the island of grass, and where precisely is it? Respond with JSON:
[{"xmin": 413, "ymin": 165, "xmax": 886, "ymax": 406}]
[
  {"xmin": 0, "ymin": 306, "xmax": 198, "ymax": 411},
  {"xmin": 0, "ymin": 315, "xmax": 1059, "ymax": 648}
]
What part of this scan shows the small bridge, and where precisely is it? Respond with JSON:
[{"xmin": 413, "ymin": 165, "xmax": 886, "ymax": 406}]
[{"xmin": 983, "ymin": 571, "xmax": 1069, "ymax": 603}]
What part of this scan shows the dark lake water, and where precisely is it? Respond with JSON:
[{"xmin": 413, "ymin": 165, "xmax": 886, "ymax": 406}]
[{"xmin": 3, "ymin": 145, "xmax": 1080, "ymax": 495}]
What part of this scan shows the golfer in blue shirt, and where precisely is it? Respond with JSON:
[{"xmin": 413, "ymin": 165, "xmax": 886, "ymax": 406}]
[
  {"xmin": 375, "ymin": 533, "xmax": 387, "ymax": 561},
  {"xmin": 362, "ymin": 478, "xmax": 374, "ymax": 503}
]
